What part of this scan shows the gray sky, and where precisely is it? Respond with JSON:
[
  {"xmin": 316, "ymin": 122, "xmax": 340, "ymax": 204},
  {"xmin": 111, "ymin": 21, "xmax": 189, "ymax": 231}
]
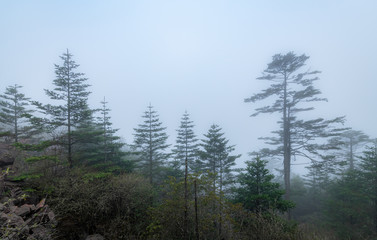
[{"xmin": 1, "ymin": 0, "xmax": 376, "ymax": 173}]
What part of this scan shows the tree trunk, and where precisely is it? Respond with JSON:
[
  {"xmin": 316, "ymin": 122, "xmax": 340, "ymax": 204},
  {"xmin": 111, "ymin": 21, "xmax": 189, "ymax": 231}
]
[
  {"xmin": 184, "ymin": 155, "xmax": 188, "ymax": 239},
  {"xmin": 283, "ymin": 72, "xmax": 291, "ymax": 219},
  {"xmin": 67, "ymin": 49, "xmax": 73, "ymax": 169},
  {"xmin": 194, "ymin": 179, "xmax": 199, "ymax": 240}
]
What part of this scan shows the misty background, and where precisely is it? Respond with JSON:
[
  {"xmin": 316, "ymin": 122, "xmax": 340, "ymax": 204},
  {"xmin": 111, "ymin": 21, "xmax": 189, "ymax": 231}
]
[{"xmin": 1, "ymin": 0, "xmax": 376, "ymax": 174}]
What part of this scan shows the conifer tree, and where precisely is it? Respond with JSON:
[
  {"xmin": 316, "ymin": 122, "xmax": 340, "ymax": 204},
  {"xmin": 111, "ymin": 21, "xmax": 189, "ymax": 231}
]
[
  {"xmin": 330, "ymin": 130, "xmax": 370, "ymax": 171},
  {"xmin": 172, "ymin": 111, "xmax": 199, "ymax": 239},
  {"xmin": 172, "ymin": 111, "xmax": 199, "ymax": 173},
  {"xmin": 133, "ymin": 104, "xmax": 170, "ymax": 185},
  {"xmin": 245, "ymin": 52, "xmax": 346, "ymax": 205},
  {"xmin": 234, "ymin": 157, "xmax": 294, "ymax": 213},
  {"xmin": 93, "ymin": 97, "xmax": 125, "ymax": 170},
  {"xmin": 33, "ymin": 49, "xmax": 92, "ymax": 168},
  {"xmin": 199, "ymin": 124, "xmax": 240, "ymax": 193},
  {"xmin": 0, "ymin": 84, "xmax": 34, "ymax": 143},
  {"xmin": 199, "ymin": 124, "xmax": 240, "ymax": 238},
  {"xmin": 359, "ymin": 146, "xmax": 377, "ymax": 234}
]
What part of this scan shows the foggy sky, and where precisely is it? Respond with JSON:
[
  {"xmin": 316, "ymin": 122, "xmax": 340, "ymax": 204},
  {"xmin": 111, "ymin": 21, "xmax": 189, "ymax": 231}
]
[{"xmin": 1, "ymin": 0, "xmax": 376, "ymax": 174}]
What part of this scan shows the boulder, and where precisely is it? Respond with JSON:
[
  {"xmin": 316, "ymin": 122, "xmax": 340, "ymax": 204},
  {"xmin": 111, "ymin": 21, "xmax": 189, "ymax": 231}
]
[
  {"xmin": 14, "ymin": 204, "xmax": 32, "ymax": 217},
  {"xmin": 0, "ymin": 212, "xmax": 24, "ymax": 227}
]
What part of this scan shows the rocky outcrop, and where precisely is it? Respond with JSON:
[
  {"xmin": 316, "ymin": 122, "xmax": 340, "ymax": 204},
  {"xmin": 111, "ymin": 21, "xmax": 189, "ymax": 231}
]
[{"xmin": 0, "ymin": 186, "xmax": 56, "ymax": 240}]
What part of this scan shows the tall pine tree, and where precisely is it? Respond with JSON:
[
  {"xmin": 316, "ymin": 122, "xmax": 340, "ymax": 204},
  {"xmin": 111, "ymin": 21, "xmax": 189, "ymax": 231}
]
[
  {"xmin": 245, "ymin": 52, "xmax": 345, "ymax": 207},
  {"xmin": 33, "ymin": 49, "xmax": 92, "ymax": 168},
  {"xmin": 199, "ymin": 124, "xmax": 240, "ymax": 238},
  {"xmin": 133, "ymin": 104, "xmax": 170, "ymax": 185},
  {"xmin": 172, "ymin": 111, "xmax": 199, "ymax": 239}
]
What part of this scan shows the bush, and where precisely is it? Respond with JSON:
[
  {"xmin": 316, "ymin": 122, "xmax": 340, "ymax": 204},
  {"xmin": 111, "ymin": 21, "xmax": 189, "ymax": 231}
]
[{"xmin": 49, "ymin": 171, "xmax": 154, "ymax": 239}]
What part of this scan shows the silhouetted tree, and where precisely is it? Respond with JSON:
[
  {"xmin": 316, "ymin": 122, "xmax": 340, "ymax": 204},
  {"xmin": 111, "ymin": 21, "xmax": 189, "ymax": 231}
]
[
  {"xmin": 330, "ymin": 129, "xmax": 370, "ymax": 171},
  {"xmin": 245, "ymin": 52, "xmax": 345, "ymax": 208}
]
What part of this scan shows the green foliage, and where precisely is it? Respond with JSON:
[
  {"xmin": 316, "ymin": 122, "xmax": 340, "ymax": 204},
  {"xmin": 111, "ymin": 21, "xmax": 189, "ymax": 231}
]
[
  {"xmin": 234, "ymin": 157, "xmax": 294, "ymax": 214},
  {"xmin": 24, "ymin": 155, "xmax": 59, "ymax": 163},
  {"xmin": 148, "ymin": 173, "xmax": 226, "ymax": 239},
  {"xmin": 324, "ymin": 170, "xmax": 373, "ymax": 239},
  {"xmin": 0, "ymin": 84, "xmax": 35, "ymax": 142},
  {"xmin": 10, "ymin": 173, "xmax": 43, "ymax": 181},
  {"xmin": 148, "ymin": 173, "xmax": 304, "ymax": 240},
  {"xmin": 82, "ymin": 171, "xmax": 112, "ymax": 182},
  {"xmin": 49, "ymin": 171, "xmax": 154, "ymax": 239},
  {"xmin": 14, "ymin": 140, "xmax": 54, "ymax": 151},
  {"xmin": 33, "ymin": 49, "xmax": 93, "ymax": 168}
]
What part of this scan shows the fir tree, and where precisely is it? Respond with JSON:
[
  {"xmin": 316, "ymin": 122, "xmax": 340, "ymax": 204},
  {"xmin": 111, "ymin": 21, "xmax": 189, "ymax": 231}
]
[
  {"xmin": 199, "ymin": 124, "xmax": 240, "ymax": 238},
  {"xmin": 94, "ymin": 97, "xmax": 126, "ymax": 171},
  {"xmin": 172, "ymin": 111, "xmax": 199, "ymax": 173},
  {"xmin": 172, "ymin": 111, "xmax": 199, "ymax": 239},
  {"xmin": 199, "ymin": 124, "xmax": 240, "ymax": 193},
  {"xmin": 234, "ymin": 157, "xmax": 294, "ymax": 214},
  {"xmin": 359, "ymin": 146, "xmax": 377, "ymax": 234},
  {"xmin": 133, "ymin": 104, "xmax": 170, "ymax": 185},
  {"xmin": 33, "ymin": 49, "xmax": 92, "ymax": 168},
  {"xmin": 0, "ymin": 84, "xmax": 34, "ymax": 143}
]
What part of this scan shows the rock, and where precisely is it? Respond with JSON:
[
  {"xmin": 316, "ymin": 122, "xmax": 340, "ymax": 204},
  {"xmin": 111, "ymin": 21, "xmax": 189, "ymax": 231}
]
[
  {"xmin": 1, "ymin": 197, "xmax": 10, "ymax": 205},
  {"xmin": 86, "ymin": 234, "xmax": 105, "ymax": 240},
  {"xmin": 1, "ymin": 212, "xmax": 25, "ymax": 227},
  {"xmin": 0, "ymin": 212, "xmax": 9, "ymax": 224},
  {"xmin": 0, "ymin": 155, "xmax": 14, "ymax": 167},
  {"xmin": 47, "ymin": 211, "xmax": 55, "ymax": 222},
  {"xmin": 29, "ymin": 204, "xmax": 36, "ymax": 212},
  {"xmin": 14, "ymin": 204, "xmax": 31, "ymax": 217},
  {"xmin": 29, "ymin": 225, "xmax": 52, "ymax": 240},
  {"xmin": 8, "ymin": 205, "xmax": 18, "ymax": 213},
  {"xmin": 35, "ymin": 198, "xmax": 45, "ymax": 210}
]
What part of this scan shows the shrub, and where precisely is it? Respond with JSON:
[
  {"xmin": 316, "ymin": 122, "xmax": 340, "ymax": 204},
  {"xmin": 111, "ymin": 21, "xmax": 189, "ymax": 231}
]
[{"xmin": 49, "ymin": 171, "xmax": 153, "ymax": 239}]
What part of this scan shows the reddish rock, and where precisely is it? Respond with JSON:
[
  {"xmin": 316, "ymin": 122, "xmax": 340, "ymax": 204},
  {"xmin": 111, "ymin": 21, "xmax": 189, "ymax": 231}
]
[
  {"xmin": 36, "ymin": 198, "xmax": 46, "ymax": 210},
  {"xmin": 14, "ymin": 204, "xmax": 31, "ymax": 217}
]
